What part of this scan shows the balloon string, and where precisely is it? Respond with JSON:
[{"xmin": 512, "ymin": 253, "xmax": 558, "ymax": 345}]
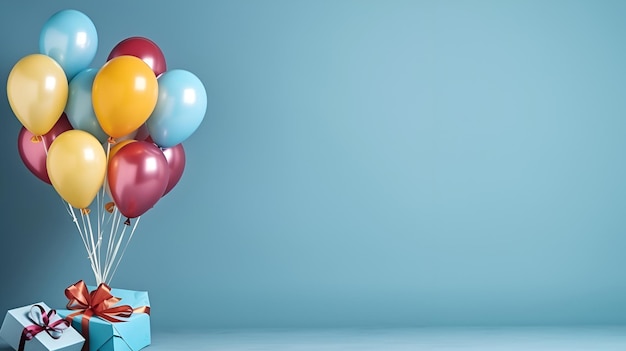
[
  {"xmin": 107, "ymin": 216, "xmax": 141, "ymax": 285},
  {"xmin": 97, "ymin": 143, "xmax": 111, "ymax": 285},
  {"xmin": 104, "ymin": 207, "xmax": 121, "ymax": 277},
  {"xmin": 85, "ymin": 210, "xmax": 102, "ymax": 285},
  {"xmin": 68, "ymin": 204, "xmax": 99, "ymax": 282},
  {"xmin": 40, "ymin": 136, "xmax": 49, "ymax": 156},
  {"xmin": 103, "ymin": 209, "xmax": 124, "ymax": 282},
  {"xmin": 104, "ymin": 207, "xmax": 114, "ymax": 272},
  {"xmin": 96, "ymin": 193, "xmax": 103, "ymax": 285},
  {"xmin": 67, "ymin": 203, "xmax": 91, "ymax": 264},
  {"xmin": 81, "ymin": 209, "xmax": 101, "ymax": 285},
  {"xmin": 83, "ymin": 210, "xmax": 100, "ymax": 284},
  {"xmin": 96, "ymin": 194, "xmax": 102, "ymax": 277},
  {"xmin": 103, "ymin": 218, "xmax": 128, "ymax": 283},
  {"xmin": 61, "ymin": 198, "xmax": 90, "ymax": 257}
]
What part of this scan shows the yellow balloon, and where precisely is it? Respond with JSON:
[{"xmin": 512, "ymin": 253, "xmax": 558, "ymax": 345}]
[
  {"xmin": 93, "ymin": 55, "xmax": 158, "ymax": 138},
  {"xmin": 7, "ymin": 54, "xmax": 68, "ymax": 136},
  {"xmin": 47, "ymin": 130, "xmax": 107, "ymax": 209}
]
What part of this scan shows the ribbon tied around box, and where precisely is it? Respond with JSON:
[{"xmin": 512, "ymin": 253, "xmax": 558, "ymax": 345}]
[
  {"xmin": 19, "ymin": 304, "xmax": 71, "ymax": 351},
  {"xmin": 64, "ymin": 280, "xmax": 150, "ymax": 351}
]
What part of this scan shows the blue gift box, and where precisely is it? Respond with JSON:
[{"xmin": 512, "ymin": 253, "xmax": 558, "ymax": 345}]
[
  {"xmin": 0, "ymin": 302, "xmax": 85, "ymax": 351},
  {"xmin": 57, "ymin": 286, "xmax": 150, "ymax": 351}
]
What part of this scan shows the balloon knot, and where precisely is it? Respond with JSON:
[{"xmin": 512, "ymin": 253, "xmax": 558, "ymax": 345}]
[
  {"xmin": 105, "ymin": 202, "xmax": 115, "ymax": 213},
  {"xmin": 124, "ymin": 218, "xmax": 131, "ymax": 226},
  {"xmin": 108, "ymin": 137, "xmax": 116, "ymax": 144},
  {"xmin": 81, "ymin": 208, "xmax": 91, "ymax": 215},
  {"xmin": 30, "ymin": 135, "xmax": 43, "ymax": 143}
]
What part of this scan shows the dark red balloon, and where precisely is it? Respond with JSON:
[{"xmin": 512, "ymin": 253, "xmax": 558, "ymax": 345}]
[
  {"xmin": 17, "ymin": 113, "xmax": 73, "ymax": 184},
  {"xmin": 107, "ymin": 36, "xmax": 166, "ymax": 76},
  {"xmin": 161, "ymin": 143, "xmax": 186, "ymax": 196},
  {"xmin": 108, "ymin": 141, "xmax": 169, "ymax": 218}
]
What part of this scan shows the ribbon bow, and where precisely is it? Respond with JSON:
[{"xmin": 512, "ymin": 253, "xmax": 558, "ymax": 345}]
[
  {"xmin": 19, "ymin": 304, "xmax": 70, "ymax": 351},
  {"xmin": 65, "ymin": 280, "xmax": 145, "ymax": 351},
  {"xmin": 65, "ymin": 280, "xmax": 134, "ymax": 323}
]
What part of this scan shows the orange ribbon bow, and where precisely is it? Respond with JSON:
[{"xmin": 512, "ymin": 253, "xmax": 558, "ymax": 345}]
[{"xmin": 64, "ymin": 280, "xmax": 149, "ymax": 351}]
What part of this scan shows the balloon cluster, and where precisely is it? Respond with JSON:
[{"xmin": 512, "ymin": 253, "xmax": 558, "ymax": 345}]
[{"xmin": 9, "ymin": 9, "xmax": 207, "ymax": 221}]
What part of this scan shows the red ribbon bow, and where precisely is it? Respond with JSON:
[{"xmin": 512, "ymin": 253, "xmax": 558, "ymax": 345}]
[
  {"xmin": 19, "ymin": 304, "xmax": 70, "ymax": 351},
  {"xmin": 65, "ymin": 280, "xmax": 148, "ymax": 351}
]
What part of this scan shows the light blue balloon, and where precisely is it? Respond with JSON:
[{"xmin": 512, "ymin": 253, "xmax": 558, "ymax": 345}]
[
  {"xmin": 147, "ymin": 69, "xmax": 207, "ymax": 148},
  {"xmin": 39, "ymin": 9, "xmax": 98, "ymax": 80},
  {"xmin": 65, "ymin": 68, "xmax": 108, "ymax": 143}
]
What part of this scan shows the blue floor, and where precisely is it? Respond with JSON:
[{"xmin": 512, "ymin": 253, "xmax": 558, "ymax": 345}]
[
  {"xmin": 4, "ymin": 327, "xmax": 626, "ymax": 350},
  {"xmin": 147, "ymin": 327, "xmax": 626, "ymax": 350}
]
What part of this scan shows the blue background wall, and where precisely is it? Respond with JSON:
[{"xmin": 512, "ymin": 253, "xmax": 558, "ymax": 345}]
[{"xmin": 2, "ymin": 0, "xmax": 626, "ymax": 330}]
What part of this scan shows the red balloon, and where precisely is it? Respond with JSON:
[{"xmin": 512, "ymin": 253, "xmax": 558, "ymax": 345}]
[
  {"xmin": 107, "ymin": 36, "xmax": 166, "ymax": 76},
  {"xmin": 162, "ymin": 143, "xmax": 186, "ymax": 196},
  {"xmin": 17, "ymin": 113, "xmax": 73, "ymax": 184},
  {"xmin": 108, "ymin": 141, "xmax": 169, "ymax": 218}
]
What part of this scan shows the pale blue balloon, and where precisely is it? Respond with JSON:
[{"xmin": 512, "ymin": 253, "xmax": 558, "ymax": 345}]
[
  {"xmin": 65, "ymin": 68, "xmax": 108, "ymax": 143},
  {"xmin": 39, "ymin": 9, "xmax": 98, "ymax": 80},
  {"xmin": 147, "ymin": 70, "xmax": 207, "ymax": 148}
]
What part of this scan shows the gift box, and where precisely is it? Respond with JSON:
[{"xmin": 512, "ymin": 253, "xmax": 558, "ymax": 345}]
[
  {"xmin": 0, "ymin": 302, "xmax": 85, "ymax": 351},
  {"xmin": 57, "ymin": 281, "xmax": 150, "ymax": 351}
]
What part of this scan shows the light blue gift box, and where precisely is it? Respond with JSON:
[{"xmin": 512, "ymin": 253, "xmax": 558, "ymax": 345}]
[
  {"xmin": 0, "ymin": 302, "xmax": 85, "ymax": 351},
  {"xmin": 57, "ymin": 287, "xmax": 150, "ymax": 351}
]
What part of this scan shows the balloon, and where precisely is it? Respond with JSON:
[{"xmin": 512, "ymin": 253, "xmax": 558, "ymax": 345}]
[
  {"xmin": 65, "ymin": 68, "xmax": 108, "ymax": 143},
  {"xmin": 47, "ymin": 130, "xmax": 107, "ymax": 209},
  {"xmin": 39, "ymin": 9, "xmax": 98, "ymax": 80},
  {"xmin": 161, "ymin": 143, "xmax": 186, "ymax": 196},
  {"xmin": 7, "ymin": 54, "xmax": 68, "ymax": 136},
  {"xmin": 92, "ymin": 55, "xmax": 158, "ymax": 139},
  {"xmin": 108, "ymin": 141, "xmax": 169, "ymax": 218},
  {"xmin": 18, "ymin": 113, "xmax": 73, "ymax": 184},
  {"xmin": 108, "ymin": 139, "xmax": 136, "ymax": 161},
  {"xmin": 134, "ymin": 124, "xmax": 151, "ymax": 141},
  {"xmin": 103, "ymin": 139, "xmax": 137, "ymax": 200},
  {"xmin": 117, "ymin": 129, "xmax": 139, "ymax": 142},
  {"xmin": 146, "ymin": 69, "xmax": 207, "ymax": 148},
  {"xmin": 107, "ymin": 36, "xmax": 166, "ymax": 76}
]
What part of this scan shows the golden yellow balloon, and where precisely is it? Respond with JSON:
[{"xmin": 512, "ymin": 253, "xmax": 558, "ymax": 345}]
[
  {"xmin": 7, "ymin": 54, "xmax": 68, "ymax": 136},
  {"xmin": 93, "ymin": 55, "xmax": 158, "ymax": 138},
  {"xmin": 47, "ymin": 130, "xmax": 107, "ymax": 209}
]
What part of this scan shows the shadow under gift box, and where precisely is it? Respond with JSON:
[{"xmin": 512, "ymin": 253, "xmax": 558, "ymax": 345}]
[
  {"xmin": 57, "ymin": 287, "xmax": 150, "ymax": 351},
  {"xmin": 0, "ymin": 302, "xmax": 85, "ymax": 351}
]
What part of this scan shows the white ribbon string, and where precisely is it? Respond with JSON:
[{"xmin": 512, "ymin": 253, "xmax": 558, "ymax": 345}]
[
  {"xmin": 68, "ymin": 205, "xmax": 99, "ymax": 282},
  {"xmin": 106, "ymin": 216, "xmax": 141, "ymax": 285}
]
